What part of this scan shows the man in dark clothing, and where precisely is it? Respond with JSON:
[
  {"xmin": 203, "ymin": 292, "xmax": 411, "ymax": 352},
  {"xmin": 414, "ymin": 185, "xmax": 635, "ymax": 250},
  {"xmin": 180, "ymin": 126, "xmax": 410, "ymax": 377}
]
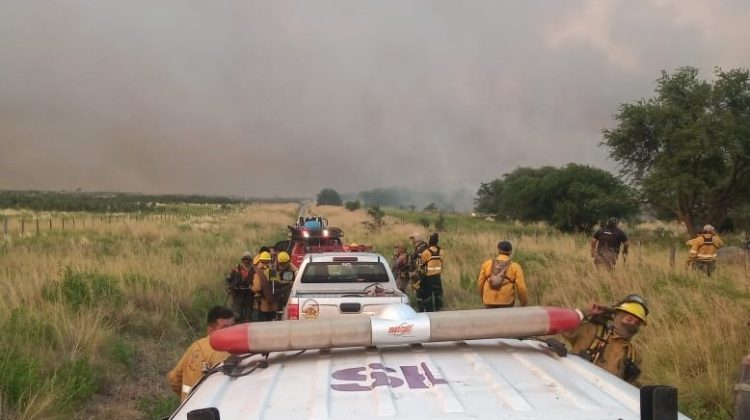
[
  {"xmin": 591, "ymin": 217, "xmax": 629, "ymax": 271},
  {"xmin": 225, "ymin": 252, "xmax": 254, "ymax": 322}
]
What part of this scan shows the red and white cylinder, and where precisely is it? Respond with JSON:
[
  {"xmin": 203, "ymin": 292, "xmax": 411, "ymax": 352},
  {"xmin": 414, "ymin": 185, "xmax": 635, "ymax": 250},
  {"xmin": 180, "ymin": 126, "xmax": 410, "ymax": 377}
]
[{"xmin": 210, "ymin": 306, "xmax": 583, "ymax": 354}]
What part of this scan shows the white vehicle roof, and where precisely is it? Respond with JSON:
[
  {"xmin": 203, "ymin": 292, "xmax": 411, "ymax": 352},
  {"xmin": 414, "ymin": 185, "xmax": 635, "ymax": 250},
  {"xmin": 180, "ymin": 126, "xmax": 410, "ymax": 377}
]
[
  {"xmin": 171, "ymin": 339, "xmax": 689, "ymax": 420},
  {"xmin": 170, "ymin": 305, "xmax": 691, "ymax": 420}
]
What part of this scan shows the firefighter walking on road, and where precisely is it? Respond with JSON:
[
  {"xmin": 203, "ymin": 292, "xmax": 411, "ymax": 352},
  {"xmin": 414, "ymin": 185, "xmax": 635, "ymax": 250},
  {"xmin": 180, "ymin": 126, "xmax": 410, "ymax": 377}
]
[
  {"xmin": 477, "ymin": 241, "xmax": 528, "ymax": 308},
  {"xmin": 419, "ymin": 233, "xmax": 444, "ymax": 312},
  {"xmin": 686, "ymin": 224, "xmax": 725, "ymax": 276},
  {"xmin": 562, "ymin": 294, "xmax": 647, "ymax": 384},
  {"xmin": 225, "ymin": 252, "xmax": 254, "ymax": 322}
]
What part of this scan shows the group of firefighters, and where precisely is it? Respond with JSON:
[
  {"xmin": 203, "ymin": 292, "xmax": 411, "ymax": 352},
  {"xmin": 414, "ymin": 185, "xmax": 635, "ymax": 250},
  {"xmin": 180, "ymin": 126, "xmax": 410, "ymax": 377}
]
[
  {"xmin": 168, "ymin": 217, "xmax": 729, "ymax": 401},
  {"xmin": 224, "ymin": 246, "xmax": 297, "ymax": 323}
]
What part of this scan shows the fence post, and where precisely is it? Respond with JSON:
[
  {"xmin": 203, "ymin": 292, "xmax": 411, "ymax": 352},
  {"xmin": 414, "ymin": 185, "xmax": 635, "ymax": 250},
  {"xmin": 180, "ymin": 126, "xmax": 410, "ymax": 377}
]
[
  {"xmin": 735, "ymin": 355, "xmax": 750, "ymax": 420},
  {"xmin": 72, "ymin": 217, "xmax": 75, "ymax": 229},
  {"xmin": 36, "ymin": 218, "xmax": 40, "ymax": 236},
  {"xmin": 49, "ymin": 219, "xmax": 52, "ymax": 230},
  {"xmin": 669, "ymin": 242, "xmax": 676, "ymax": 270}
]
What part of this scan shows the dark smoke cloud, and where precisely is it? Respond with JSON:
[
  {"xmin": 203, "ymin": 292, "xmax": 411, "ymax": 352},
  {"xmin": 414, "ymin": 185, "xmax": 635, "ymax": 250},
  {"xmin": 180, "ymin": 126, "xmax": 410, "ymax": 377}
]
[{"xmin": 1, "ymin": 1, "xmax": 749, "ymax": 205}]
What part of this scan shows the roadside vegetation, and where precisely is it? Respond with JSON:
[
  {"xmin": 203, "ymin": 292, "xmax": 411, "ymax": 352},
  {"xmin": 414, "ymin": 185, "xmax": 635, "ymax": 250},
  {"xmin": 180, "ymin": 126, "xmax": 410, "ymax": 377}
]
[
  {"xmin": 0, "ymin": 202, "xmax": 747, "ymax": 419},
  {"xmin": 0, "ymin": 203, "xmax": 298, "ymax": 419}
]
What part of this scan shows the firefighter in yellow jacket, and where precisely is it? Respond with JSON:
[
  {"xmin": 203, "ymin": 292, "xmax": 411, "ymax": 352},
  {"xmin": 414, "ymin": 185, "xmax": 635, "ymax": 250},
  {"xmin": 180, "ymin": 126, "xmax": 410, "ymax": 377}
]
[
  {"xmin": 252, "ymin": 251, "xmax": 277, "ymax": 321},
  {"xmin": 418, "ymin": 233, "xmax": 444, "ymax": 312},
  {"xmin": 686, "ymin": 224, "xmax": 725, "ymax": 276},
  {"xmin": 167, "ymin": 306, "xmax": 234, "ymax": 401},
  {"xmin": 478, "ymin": 241, "xmax": 528, "ymax": 308},
  {"xmin": 562, "ymin": 295, "xmax": 647, "ymax": 384},
  {"xmin": 267, "ymin": 251, "xmax": 296, "ymax": 320}
]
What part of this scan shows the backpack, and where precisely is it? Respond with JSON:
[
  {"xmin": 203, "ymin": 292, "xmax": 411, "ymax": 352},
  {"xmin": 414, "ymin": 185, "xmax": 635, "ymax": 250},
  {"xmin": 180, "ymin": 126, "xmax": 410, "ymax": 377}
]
[
  {"xmin": 227, "ymin": 264, "xmax": 253, "ymax": 290},
  {"xmin": 697, "ymin": 234, "xmax": 714, "ymax": 250},
  {"xmin": 423, "ymin": 246, "xmax": 443, "ymax": 276},
  {"xmin": 489, "ymin": 259, "xmax": 512, "ymax": 290},
  {"xmin": 410, "ymin": 241, "xmax": 428, "ymax": 272}
]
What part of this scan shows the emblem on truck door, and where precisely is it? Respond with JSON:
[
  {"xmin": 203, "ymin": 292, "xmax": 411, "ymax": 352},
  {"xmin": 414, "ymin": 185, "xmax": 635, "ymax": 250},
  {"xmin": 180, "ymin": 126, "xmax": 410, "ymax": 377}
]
[{"xmin": 301, "ymin": 299, "xmax": 319, "ymax": 319}]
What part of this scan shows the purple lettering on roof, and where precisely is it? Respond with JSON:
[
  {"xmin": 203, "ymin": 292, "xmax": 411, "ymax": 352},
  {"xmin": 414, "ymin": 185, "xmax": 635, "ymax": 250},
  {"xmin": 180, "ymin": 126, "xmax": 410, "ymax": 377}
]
[{"xmin": 331, "ymin": 363, "xmax": 447, "ymax": 392}]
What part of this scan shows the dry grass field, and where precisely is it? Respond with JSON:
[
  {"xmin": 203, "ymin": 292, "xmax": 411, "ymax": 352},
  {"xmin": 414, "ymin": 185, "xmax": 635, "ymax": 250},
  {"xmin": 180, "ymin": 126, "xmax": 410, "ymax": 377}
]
[{"xmin": 1, "ymin": 202, "xmax": 747, "ymax": 419}]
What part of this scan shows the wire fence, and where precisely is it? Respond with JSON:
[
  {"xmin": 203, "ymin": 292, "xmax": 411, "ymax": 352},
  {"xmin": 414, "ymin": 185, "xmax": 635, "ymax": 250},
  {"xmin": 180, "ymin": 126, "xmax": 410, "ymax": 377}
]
[{"xmin": 1, "ymin": 212, "xmax": 190, "ymax": 240}]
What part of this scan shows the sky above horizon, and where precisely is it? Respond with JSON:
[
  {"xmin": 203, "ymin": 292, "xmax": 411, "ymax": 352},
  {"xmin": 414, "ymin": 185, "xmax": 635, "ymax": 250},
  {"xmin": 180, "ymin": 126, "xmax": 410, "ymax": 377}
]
[{"xmin": 1, "ymin": 1, "xmax": 749, "ymax": 200}]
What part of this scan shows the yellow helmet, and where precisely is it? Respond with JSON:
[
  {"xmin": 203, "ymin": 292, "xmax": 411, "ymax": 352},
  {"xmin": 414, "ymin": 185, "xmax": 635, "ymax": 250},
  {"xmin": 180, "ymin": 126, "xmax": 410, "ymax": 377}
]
[
  {"xmin": 615, "ymin": 301, "xmax": 648, "ymax": 325},
  {"xmin": 257, "ymin": 251, "xmax": 272, "ymax": 262},
  {"xmin": 277, "ymin": 251, "xmax": 290, "ymax": 264}
]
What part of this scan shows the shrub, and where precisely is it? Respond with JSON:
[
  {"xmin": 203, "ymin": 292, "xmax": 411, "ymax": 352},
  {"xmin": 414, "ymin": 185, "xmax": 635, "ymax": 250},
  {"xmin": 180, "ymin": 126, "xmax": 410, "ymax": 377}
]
[
  {"xmin": 56, "ymin": 357, "xmax": 98, "ymax": 408},
  {"xmin": 43, "ymin": 268, "xmax": 123, "ymax": 310},
  {"xmin": 344, "ymin": 201, "xmax": 361, "ymax": 211}
]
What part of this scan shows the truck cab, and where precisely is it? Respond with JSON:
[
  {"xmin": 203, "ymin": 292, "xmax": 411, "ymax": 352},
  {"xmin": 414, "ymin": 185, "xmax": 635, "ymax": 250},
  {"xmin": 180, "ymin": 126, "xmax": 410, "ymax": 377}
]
[
  {"xmin": 284, "ymin": 252, "xmax": 409, "ymax": 320},
  {"xmin": 279, "ymin": 216, "xmax": 358, "ymax": 268}
]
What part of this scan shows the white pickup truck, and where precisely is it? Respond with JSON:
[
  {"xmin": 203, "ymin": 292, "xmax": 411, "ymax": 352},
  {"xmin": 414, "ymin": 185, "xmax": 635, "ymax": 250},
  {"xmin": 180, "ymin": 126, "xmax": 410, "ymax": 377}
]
[{"xmin": 283, "ymin": 252, "xmax": 410, "ymax": 320}]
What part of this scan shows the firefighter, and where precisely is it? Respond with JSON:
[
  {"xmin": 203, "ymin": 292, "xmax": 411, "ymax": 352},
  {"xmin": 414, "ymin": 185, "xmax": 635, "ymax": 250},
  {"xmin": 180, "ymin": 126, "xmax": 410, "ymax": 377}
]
[
  {"xmin": 477, "ymin": 241, "xmax": 528, "ymax": 308},
  {"xmin": 418, "ymin": 233, "xmax": 444, "ymax": 312},
  {"xmin": 591, "ymin": 217, "xmax": 629, "ymax": 271},
  {"xmin": 253, "ymin": 246, "xmax": 271, "ymax": 265},
  {"xmin": 392, "ymin": 244, "xmax": 410, "ymax": 293},
  {"xmin": 408, "ymin": 233, "xmax": 428, "ymax": 293},
  {"xmin": 563, "ymin": 294, "xmax": 647, "ymax": 384},
  {"xmin": 167, "ymin": 306, "xmax": 234, "ymax": 401},
  {"xmin": 686, "ymin": 224, "xmax": 725, "ymax": 276},
  {"xmin": 268, "ymin": 251, "xmax": 296, "ymax": 319},
  {"xmin": 225, "ymin": 251, "xmax": 254, "ymax": 322},
  {"xmin": 252, "ymin": 251, "xmax": 277, "ymax": 321}
]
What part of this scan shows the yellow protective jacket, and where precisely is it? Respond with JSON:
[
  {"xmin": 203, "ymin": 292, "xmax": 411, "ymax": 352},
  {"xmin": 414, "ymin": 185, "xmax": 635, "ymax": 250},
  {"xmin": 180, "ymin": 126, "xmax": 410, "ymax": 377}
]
[
  {"xmin": 420, "ymin": 246, "xmax": 444, "ymax": 277},
  {"xmin": 562, "ymin": 322, "xmax": 642, "ymax": 383},
  {"xmin": 686, "ymin": 233, "xmax": 724, "ymax": 262},
  {"xmin": 477, "ymin": 254, "xmax": 528, "ymax": 306},
  {"xmin": 167, "ymin": 336, "xmax": 229, "ymax": 401},
  {"xmin": 252, "ymin": 265, "xmax": 276, "ymax": 312}
]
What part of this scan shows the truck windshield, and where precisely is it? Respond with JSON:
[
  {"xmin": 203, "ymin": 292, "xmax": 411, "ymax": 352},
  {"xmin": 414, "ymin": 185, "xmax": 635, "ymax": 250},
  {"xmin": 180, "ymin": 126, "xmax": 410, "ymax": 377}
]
[{"xmin": 301, "ymin": 262, "xmax": 389, "ymax": 283}]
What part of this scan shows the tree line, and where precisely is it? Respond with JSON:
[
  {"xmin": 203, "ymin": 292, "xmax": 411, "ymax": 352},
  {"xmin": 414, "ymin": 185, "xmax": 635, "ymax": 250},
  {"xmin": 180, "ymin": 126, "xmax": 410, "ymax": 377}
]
[
  {"xmin": 0, "ymin": 190, "xmax": 300, "ymax": 213},
  {"xmin": 478, "ymin": 67, "xmax": 750, "ymax": 234}
]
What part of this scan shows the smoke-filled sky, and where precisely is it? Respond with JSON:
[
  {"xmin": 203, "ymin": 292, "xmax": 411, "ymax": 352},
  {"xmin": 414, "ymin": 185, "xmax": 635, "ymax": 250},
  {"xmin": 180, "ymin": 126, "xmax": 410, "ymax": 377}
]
[{"xmin": 1, "ymin": 1, "xmax": 749, "ymax": 199}]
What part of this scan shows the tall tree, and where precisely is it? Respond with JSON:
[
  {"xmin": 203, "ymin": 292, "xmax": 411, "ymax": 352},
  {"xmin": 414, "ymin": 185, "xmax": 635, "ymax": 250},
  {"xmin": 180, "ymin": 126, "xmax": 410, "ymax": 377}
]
[
  {"xmin": 603, "ymin": 67, "xmax": 750, "ymax": 233},
  {"xmin": 475, "ymin": 164, "xmax": 637, "ymax": 232}
]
